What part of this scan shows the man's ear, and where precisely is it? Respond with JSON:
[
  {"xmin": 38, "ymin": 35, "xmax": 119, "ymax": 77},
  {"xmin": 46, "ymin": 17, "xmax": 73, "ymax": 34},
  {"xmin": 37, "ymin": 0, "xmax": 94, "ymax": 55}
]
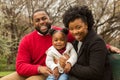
[
  {"xmin": 32, "ymin": 23, "xmax": 34, "ymax": 27},
  {"xmin": 31, "ymin": 20, "xmax": 35, "ymax": 27}
]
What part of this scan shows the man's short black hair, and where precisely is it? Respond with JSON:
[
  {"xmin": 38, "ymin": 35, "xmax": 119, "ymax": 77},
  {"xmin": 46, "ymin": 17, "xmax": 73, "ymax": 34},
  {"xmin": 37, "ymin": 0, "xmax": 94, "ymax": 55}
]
[
  {"xmin": 31, "ymin": 8, "xmax": 50, "ymax": 21},
  {"xmin": 62, "ymin": 5, "xmax": 94, "ymax": 30}
]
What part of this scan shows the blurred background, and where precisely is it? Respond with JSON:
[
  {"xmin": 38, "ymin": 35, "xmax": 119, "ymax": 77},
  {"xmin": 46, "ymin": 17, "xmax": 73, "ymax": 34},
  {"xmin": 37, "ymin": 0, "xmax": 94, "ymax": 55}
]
[{"xmin": 0, "ymin": 0, "xmax": 120, "ymax": 72}]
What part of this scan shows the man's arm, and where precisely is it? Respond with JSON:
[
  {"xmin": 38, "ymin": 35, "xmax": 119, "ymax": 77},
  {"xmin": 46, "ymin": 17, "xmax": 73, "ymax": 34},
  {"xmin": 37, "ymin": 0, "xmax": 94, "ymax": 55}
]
[
  {"xmin": 16, "ymin": 36, "xmax": 39, "ymax": 76},
  {"xmin": 107, "ymin": 44, "xmax": 120, "ymax": 54},
  {"xmin": 16, "ymin": 36, "xmax": 52, "ymax": 76}
]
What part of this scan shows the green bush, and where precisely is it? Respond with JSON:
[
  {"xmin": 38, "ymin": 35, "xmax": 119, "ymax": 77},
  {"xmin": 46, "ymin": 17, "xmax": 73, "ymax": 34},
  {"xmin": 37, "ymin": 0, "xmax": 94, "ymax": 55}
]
[
  {"xmin": 0, "ymin": 63, "xmax": 15, "ymax": 71},
  {"xmin": 0, "ymin": 56, "xmax": 15, "ymax": 71}
]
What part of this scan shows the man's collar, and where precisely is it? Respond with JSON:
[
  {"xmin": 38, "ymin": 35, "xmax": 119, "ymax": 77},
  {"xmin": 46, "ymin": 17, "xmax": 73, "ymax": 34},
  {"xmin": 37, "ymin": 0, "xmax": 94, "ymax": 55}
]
[{"xmin": 37, "ymin": 31, "xmax": 49, "ymax": 36}]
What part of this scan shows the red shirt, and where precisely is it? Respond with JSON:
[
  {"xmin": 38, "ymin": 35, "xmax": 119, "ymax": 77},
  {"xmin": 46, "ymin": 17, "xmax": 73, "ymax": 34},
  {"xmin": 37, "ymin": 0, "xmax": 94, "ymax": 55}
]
[{"xmin": 16, "ymin": 26, "xmax": 74, "ymax": 76}]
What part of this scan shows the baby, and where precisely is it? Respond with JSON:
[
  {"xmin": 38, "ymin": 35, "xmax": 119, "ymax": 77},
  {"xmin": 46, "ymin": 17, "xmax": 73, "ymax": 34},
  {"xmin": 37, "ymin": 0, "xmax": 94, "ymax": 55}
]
[{"xmin": 46, "ymin": 28, "xmax": 77, "ymax": 80}]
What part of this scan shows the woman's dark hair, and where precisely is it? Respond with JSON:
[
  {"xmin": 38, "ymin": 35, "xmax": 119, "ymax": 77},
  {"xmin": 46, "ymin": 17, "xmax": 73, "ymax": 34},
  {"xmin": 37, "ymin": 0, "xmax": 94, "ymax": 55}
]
[
  {"xmin": 63, "ymin": 5, "xmax": 94, "ymax": 30},
  {"xmin": 49, "ymin": 28, "xmax": 69, "ymax": 36}
]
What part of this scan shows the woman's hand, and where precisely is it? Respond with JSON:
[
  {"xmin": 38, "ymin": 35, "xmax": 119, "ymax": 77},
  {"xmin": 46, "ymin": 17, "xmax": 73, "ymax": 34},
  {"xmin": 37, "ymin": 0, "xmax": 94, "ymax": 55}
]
[
  {"xmin": 53, "ymin": 67, "xmax": 59, "ymax": 79},
  {"xmin": 64, "ymin": 62, "xmax": 72, "ymax": 73},
  {"xmin": 59, "ymin": 56, "xmax": 67, "ymax": 68},
  {"xmin": 59, "ymin": 54, "xmax": 70, "ymax": 68}
]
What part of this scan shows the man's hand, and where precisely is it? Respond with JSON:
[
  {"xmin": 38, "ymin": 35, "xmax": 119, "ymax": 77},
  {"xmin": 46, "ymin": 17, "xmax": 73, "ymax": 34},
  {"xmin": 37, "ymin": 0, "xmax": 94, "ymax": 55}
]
[
  {"xmin": 38, "ymin": 66, "xmax": 52, "ymax": 76},
  {"xmin": 64, "ymin": 62, "xmax": 72, "ymax": 73},
  {"xmin": 110, "ymin": 45, "xmax": 120, "ymax": 54}
]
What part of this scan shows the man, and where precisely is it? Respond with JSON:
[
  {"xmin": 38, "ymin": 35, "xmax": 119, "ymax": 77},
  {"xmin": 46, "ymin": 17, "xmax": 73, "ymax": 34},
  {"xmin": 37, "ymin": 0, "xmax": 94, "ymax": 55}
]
[{"xmin": 0, "ymin": 8, "xmax": 73, "ymax": 80}]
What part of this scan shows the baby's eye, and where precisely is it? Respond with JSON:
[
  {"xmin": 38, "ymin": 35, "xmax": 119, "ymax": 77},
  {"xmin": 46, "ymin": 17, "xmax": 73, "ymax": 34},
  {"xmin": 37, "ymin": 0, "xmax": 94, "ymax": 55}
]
[
  {"xmin": 61, "ymin": 38, "xmax": 65, "ymax": 41},
  {"xmin": 54, "ymin": 39, "xmax": 58, "ymax": 41},
  {"xmin": 76, "ymin": 26, "xmax": 81, "ymax": 29}
]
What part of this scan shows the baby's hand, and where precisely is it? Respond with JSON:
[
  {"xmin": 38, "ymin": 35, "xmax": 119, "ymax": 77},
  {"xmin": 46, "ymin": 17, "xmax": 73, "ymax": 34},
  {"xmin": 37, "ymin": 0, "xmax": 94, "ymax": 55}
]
[
  {"xmin": 63, "ymin": 53, "xmax": 70, "ymax": 59},
  {"xmin": 54, "ymin": 58, "xmax": 58, "ymax": 64}
]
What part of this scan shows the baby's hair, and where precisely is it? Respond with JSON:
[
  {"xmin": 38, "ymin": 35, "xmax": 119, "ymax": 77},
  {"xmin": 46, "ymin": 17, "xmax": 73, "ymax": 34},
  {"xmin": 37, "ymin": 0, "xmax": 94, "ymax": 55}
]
[{"xmin": 49, "ymin": 28, "xmax": 69, "ymax": 36}]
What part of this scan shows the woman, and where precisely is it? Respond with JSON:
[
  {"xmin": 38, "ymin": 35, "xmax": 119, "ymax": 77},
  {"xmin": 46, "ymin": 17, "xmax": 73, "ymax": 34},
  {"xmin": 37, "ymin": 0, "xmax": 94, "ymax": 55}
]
[{"xmin": 62, "ymin": 5, "xmax": 113, "ymax": 80}]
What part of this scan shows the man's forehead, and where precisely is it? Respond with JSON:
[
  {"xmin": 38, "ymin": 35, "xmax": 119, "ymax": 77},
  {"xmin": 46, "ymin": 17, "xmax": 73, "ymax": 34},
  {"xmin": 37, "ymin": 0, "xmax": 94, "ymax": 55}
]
[{"xmin": 34, "ymin": 11, "xmax": 48, "ymax": 17}]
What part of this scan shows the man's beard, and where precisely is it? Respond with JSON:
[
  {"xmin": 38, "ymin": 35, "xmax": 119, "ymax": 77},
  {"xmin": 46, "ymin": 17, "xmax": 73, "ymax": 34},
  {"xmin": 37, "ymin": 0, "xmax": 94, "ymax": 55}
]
[{"xmin": 35, "ymin": 23, "xmax": 51, "ymax": 35}]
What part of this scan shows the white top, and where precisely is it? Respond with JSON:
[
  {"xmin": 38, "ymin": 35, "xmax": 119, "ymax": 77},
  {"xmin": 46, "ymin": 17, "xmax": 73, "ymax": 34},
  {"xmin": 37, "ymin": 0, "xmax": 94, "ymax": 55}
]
[{"xmin": 46, "ymin": 42, "xmax": 77, "ymax": 73}]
